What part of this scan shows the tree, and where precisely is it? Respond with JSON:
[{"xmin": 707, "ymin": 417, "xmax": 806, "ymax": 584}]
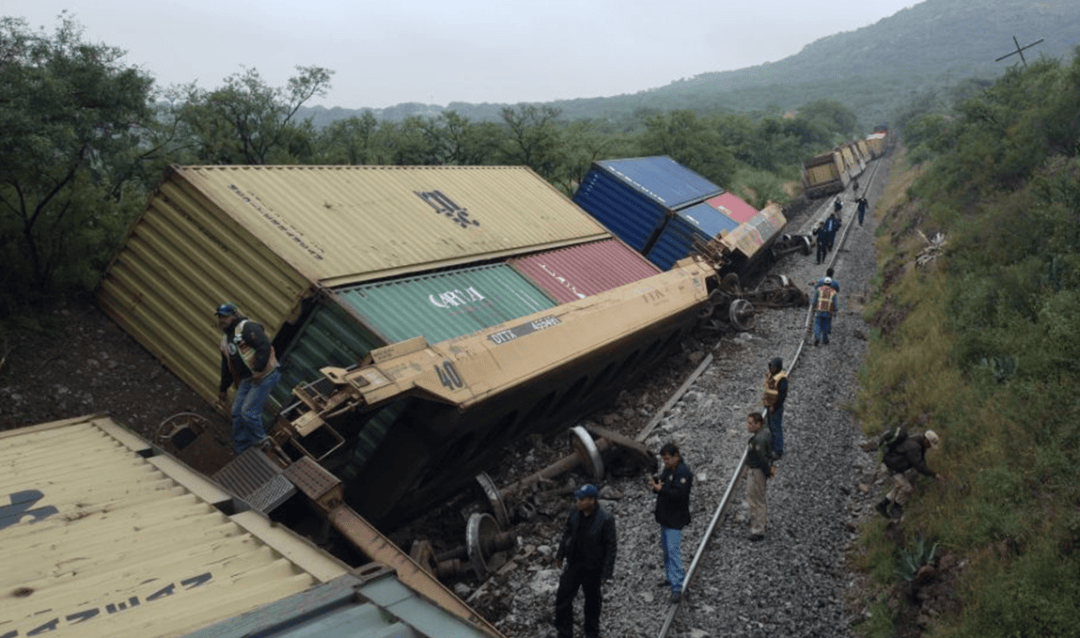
[
  {"xmin": 315, "ymin": 111, "xmax": 386, "ymax": 164},
  {"xmin": 554, "ymin": 120, "xmax": 634, "ymax": 196},
  {"xmin": 498, "ymin": 105, "xmax": 565, "ymax": 180},
  {"xmin": 797, "ymin": 99, "xmax": 858, "ymax": 139},
  {"xmin": 636, "ymin": 110, "xmax": 737, "ymax": 187},
  {"xmin": 180, "ymin": 65, "xmax": 333, "ymax": 164},
  {"xmin": 422, "ymin": 111, "xmax": 504, "ymax": 166},
  {"xmin": 0, "ymin": 15, "xmax": 156, "ymax": 309}
]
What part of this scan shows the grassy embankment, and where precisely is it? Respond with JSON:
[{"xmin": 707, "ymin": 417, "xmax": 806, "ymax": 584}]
[{"xmin": 849, "ymin": 53, "xmax": 1080, "ymax": 638}]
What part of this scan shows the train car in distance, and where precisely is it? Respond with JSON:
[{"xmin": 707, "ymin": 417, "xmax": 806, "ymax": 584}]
[
  {"xmin": 802, "ymin": 130, "xmax": 889, "ymax": 199},
  {"xmin": 802, "ymin": 149, "xmax": 850, "ymax": 199}
]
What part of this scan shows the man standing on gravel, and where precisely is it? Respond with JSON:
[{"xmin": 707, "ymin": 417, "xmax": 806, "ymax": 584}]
[
  {"xmin": 761, "ymin": 358, "xmax": 788, "ymax": 458},
  {"xmin": 811, "ymin": 278, "xmax": 839, "ymax": 346},
  {"xmin": 856, "ymin": 196, "xmax": 869, "ymax": 226},
  {"xmin": 810, "ymin": 267, "xmax": 840, "ymax": 293},
  {"xmin": 813, "ymin": 222, "xmax": 829, "ymax": 265},
  {"xmin": 825, "ymin": 201, "xmax": 843, "ymax": 253},
  {"xmin": 555, "ymin": 483, "xmax": 617, "ymax": 638},
  {"xmin": 216, "ymin": 302, "xmax": 281, "ymax": 454},
  {"xmin": 745, "ymin": 412, "xmax": 776, "ymax": 541},
  {"xmin": 650, "ymin": 443, "xmax": 692, "ymax": 604}
]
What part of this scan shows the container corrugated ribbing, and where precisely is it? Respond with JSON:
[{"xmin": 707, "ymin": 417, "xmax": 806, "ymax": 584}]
[{"xmin": 508, "ymin": 238, "xmax": 660, "ymax": 304}]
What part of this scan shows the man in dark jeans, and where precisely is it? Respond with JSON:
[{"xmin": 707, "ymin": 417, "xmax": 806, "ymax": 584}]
[
  {"xmin": 554, "ymin": 484, "xmax": 617, "ymax": 638},
  {"xmin": 650, "ymin": 443, "xmax": 693, "ymax": 604}
]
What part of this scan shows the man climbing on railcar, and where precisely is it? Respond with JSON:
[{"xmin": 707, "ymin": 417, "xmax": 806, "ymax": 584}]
[
  {"xmin": 650, "ymin": 443, "xmax": 692, "ymax": 604},
  {"xmin": 215, "ymin": 302, "xmax": 281, "ymax": 454},
  {"xmin": 811, "ymin": 278, "xmax": 839, "ymax": 346},
  {"xmin": 868, "ymin": 429, "xmax": 942, "ymax": 519},
  {"xmin": 761, "ymin": 358, "xmax": 787, "ymax": 459},
  {"xmin": 554, "ymin": 483, "xmax": 617, "ymax": 638}
]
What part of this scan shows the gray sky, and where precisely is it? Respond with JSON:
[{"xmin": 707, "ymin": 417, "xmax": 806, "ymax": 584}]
[{"xmin": 9, "ymin": 0, "xmax": 918, "ymax": 109}]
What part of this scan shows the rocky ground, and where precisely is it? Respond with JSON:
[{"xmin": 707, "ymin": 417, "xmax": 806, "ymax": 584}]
[
  {"xmin": 459, "ymin": 159, "xmax": 896, "ymax": 638},
  {"xmin": 0, "ymin": 153, "xmax": 903, "ymax": 638},
  {"xmin": 0, "ymin": 299, "xmax": 220, "ymax": 438}
]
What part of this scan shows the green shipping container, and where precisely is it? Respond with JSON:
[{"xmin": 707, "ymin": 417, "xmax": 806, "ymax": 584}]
[
  {"xmin": 334, "ymin": 263, "xmax": 556, "ymax": 345},
  {"xmin": 270, "ymin": 263, "xmax": 556, "ymax": 417}
]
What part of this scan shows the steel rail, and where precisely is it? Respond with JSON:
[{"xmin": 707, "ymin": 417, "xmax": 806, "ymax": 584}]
[
  {"xmin": 656, "ymin": 446, "xmax": 749, "ymax": 636},
  {"xmin": 653, "ymin": 153, "xmax": 886, "ymax": 638}
]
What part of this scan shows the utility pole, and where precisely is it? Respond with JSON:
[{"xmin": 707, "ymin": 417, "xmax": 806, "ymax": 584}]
[{"xmin": 995, "ymin": 36, "xmax": 1044, "ymax": 66}]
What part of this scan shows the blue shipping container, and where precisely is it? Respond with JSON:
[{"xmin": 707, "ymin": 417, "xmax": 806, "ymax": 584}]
[
  {"xmin": 574, "ymin": 156, "xmax": 723, "ymax": 253},
  {"xmin": 646, "ymin": 201, "xmax": 740, "ymax": 270}
]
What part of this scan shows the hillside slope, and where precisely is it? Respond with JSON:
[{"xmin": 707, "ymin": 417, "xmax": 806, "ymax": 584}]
[{"xmin": 304, "ymin": 0, "xmax": 1080, "ymax": 128}]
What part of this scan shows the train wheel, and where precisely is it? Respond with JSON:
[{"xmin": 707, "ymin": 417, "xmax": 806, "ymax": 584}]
[
  {"xmin": 728, "ymin": 299, "xmax": 756, "ymax": 331},
  {"xmin": 720, "ymin": 272, "xmax": 741, "ymax": 294}
]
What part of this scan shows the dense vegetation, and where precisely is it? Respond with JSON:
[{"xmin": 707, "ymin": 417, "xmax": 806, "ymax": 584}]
[
  {"xmin": 855, "ymin": 50, "xmax": 1080, "ymax": 637},
  {"xmin": 0, "ymin": 15, "xmax": 862, "ymax": 318}
]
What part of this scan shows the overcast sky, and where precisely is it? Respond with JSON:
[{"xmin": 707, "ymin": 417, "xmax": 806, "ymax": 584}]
[{"xmin": 9, "ymin": 0, "xmax": 919, "ymax": 109}]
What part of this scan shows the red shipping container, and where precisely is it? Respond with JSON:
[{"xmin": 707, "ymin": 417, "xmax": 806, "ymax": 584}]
[
  {"xmin": 509, "ymin": 239, "xmax": 661, "ymax": 304},
  {"xmin": 706, "ymin": 192, "xmax": 759, "ymax": 224}
]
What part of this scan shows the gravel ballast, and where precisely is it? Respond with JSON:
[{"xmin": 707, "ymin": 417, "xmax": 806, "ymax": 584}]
[{"xmin": 460, "ymin": 154, "xmax": 897, "ymax": 638}]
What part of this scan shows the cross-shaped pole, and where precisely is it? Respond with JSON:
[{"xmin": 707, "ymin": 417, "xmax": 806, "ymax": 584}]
[{"xmin": 995, "ymin": 36, "xmax": 1044, "ymax": 66}]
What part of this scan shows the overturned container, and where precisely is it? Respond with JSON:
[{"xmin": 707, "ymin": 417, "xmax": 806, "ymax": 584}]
[{"xmin": 573, "ymin": 156, "xmax": 723, "ymax": 256}]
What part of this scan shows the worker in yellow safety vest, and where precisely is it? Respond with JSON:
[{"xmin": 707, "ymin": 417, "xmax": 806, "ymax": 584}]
[{"xmin": 761, "ymin": 358, "xmax": 788, "ymax": 458}]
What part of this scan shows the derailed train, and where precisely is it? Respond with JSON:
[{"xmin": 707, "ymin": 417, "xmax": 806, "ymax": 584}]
[
  {"xmin": 802, "ymin": 128, "xmax": 888, "ymax": 199},
  {"xmin": 258, "ymin": 159, "xmax": 801, "ymax": 528},
  {"xmin": 98, "ymin": 150, "xmax": 873, "ymax": 532}
]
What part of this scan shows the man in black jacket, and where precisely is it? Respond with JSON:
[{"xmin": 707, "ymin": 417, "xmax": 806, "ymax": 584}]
[
  {"xmin": 555, "ymin": 484, "xmax": 617, "ymax": 638},
  {"xmin": 876, "ymin": 429, "xmax": 942, "ymax": 519},
  {"xmin": 745, "ymin": 412, "xmax": 776, "ymax": 541},
  {"xmin": 650, "ymin": 442, "xmax": 692, "ymax": 604}
]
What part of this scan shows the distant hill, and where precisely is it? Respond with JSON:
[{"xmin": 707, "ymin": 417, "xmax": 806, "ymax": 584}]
[{"xmin": 301, "ymin": 0, "xmax": 1080, "ymax": 129}]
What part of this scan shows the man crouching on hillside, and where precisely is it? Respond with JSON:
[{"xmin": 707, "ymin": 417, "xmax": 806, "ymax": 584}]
[{"xmin": 873, "ymin": 429, "xmax": 942, "ymax": 519}]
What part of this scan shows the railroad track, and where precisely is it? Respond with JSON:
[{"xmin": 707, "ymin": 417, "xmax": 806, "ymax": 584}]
[
  {"xmin": 654, "ymin": 154, "xmax": 887, "ymax": 637},
  {"xmin": 382, "ymin": 150, "xmax": 892, "ymax": 637}
]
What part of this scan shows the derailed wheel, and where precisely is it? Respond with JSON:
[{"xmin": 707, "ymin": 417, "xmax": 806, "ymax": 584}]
[
  {"xmin": 569, "ymin": 425, "xmax": 604, "ymax": 481},
  {"xmin": 720, "ymin": 272, "xmax": 741, "ymax": 294},
  {"xmin": 466, "ymin": 512, "xmax": 515, "ymax": 576},
  {"xmin": 728, "ymin": 299, "xmax": 756, "ymax": 331},
  {"xmin": 474, "ymin": 471, "xmax": 510, "ymax": 528}
]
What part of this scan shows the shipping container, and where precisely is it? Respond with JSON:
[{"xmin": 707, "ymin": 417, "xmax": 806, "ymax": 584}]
[
  {"xmin": 0, "ymin": 414, "xmax": 504, "ymax": 638},
  {"xmin": 645, "ymin": 201, "xmax": 740, "ymax": 270},
  {"xmin": 183, "ymin": 569, "xmax": 493, "ymax": 638},
  {"xmin": 269, "ymin": 263, "xmax": 556, "ymax": 416},
  {"xmin": 717, "ymin": 203, "xmax": 788, "ymax": 267},
  {"xmin": 855, "ymin": 140, "xmax": 872, "ymax": 165},
  {"xmin": 0, "ymin": 415, "xmax": 346, "ymax": 638},
  {"xmin": 865, "ymin": 132, "xmax": 887, "ymax": 158},
  {"xmin": 508, "ymin": 238, "xmax": 660, "ymax": 304},
  {"xmin": 98, "ymin": 165, "xmax": 610, "ymax": 408},
  {"xmin": 802, "ymin": 151, "xmax": 850, "ymax": 199},
  {"xmin": 838, "ymin": 144, "xmax": 861, "ymax": 180},
  {"xmin": 573, "ymin": 156, "xmax": 723, "ymax": 253},
  {"xmin": 705, "ymin": 192, "xmax": 758, "ymax": 224}
]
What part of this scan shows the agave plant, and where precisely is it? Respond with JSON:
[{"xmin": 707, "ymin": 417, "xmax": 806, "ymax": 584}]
[{"xmin": 896, "ymin": 532, "xmax": 938, "ymax": 583}]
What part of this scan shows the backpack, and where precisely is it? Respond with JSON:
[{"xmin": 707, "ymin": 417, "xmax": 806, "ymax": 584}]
[
  {"xmin": 879, "ymin": 426, "xmax": 909, "ymax": 466},
  {"xmin": 881, "ymin": 426, "xmax": 907, "ymax": 450}
]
